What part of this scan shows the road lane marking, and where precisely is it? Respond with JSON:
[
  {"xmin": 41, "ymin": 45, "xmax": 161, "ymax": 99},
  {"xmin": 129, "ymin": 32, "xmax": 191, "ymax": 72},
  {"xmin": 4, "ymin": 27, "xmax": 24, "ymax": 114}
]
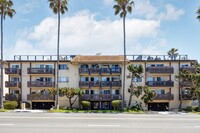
[
  {"xmin": 88, "ymin": 125, "xmax": 120, "ymax": 127},
  {"xmin": 194, "ymin": 126, "xmax": 200, "ymax": 128},
  {"xmin": 0, "ymin": 124, "xmax": 15, "ymax": 126}
]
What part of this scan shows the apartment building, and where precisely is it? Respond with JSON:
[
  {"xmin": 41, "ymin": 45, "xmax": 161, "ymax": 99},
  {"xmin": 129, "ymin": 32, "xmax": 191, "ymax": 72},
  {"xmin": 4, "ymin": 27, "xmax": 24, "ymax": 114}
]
[{"xmin": 2, "ymin": 54, "xmax": 196, "ymax": 111}]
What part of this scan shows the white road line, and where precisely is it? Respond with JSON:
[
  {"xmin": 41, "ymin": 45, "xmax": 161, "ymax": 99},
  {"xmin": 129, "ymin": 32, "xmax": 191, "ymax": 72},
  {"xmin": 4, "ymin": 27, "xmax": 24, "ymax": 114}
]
[
  {"xmin": 0, "ymin": 124, "xmax": 15, "ymax": 126},
  {"xmin": 194, "ymin": 126, "xmax": 200, "ymax": 128},
  {"xmin": 88, "ymin": 125, "xmax": 120, "ymax": 127}
]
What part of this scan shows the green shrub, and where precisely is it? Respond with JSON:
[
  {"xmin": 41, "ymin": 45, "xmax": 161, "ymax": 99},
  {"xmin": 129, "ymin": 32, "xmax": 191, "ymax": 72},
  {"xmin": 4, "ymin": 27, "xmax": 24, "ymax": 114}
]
[
  {"xmin": 131, "ymin": 102, "xmax": 143, "ymax": 111},
  {"xmin": 112, "ymin": 100, "xmax": 122, "ymax": 110},
  {"xmin": 3, "ymin": 101, "xmax": 18, "ymax": 109},
  {"xmin": 184, "ymin": 106, "xmax": 193, "ymax": 112},
  {"xmin": 193, "ymin": 107, "xmax": 199, "ymax": 112},
  {"xmin": 81, "ymin": 101, "xmax": 91, "ymax": 110}
]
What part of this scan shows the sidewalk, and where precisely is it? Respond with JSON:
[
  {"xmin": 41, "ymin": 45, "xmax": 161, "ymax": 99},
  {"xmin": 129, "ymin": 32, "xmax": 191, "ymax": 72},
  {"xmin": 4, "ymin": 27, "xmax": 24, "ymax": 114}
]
[{"xmin": 12, "ymin": 109, "xmax": 47, "ymax": 113}]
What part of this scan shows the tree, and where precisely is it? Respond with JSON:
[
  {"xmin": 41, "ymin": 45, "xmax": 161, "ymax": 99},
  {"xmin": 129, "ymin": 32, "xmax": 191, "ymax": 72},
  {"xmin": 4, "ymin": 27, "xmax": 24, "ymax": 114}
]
[
  {"xmin": 197, "ymin": 7, "xmax": 200, "ymax": 21},
  {"xmin": 127, "ymin": 64, "xmax": 143, "ymax": 109},
  {"xmin": 113, "ymin": 0, "xmax": 134, "ymax": 110},
  {"xmin": 167, "ymin": 48, "xmax": 179, "ymax": 60},
  {"xmin": 59, "ymin": 87, "xmax": 83, "ymax": 109},
  {"xmin": 141, "ymin": 86, "xmax": 156, "ymax": 106},
  {"xmin": 175, "ymin": 69, "xmax": 192, "ymax": 110},
  {"xmin": 0, "ymin": 0, "xmax": 15, "ymax": 109},
  {"xmin": 48, "ymin": 0, "xmax": 68, "ymax": 109}
]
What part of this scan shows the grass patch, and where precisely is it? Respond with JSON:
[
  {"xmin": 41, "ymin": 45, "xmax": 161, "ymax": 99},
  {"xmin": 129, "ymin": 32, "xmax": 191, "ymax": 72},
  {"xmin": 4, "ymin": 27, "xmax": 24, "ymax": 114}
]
[
  {"xmin": 47, "ymin": 109, "xmax": 144, "ymax": 114},
  {"xmin": 0, "ymin": 108, "xmax": 8, "ymax": 112}
]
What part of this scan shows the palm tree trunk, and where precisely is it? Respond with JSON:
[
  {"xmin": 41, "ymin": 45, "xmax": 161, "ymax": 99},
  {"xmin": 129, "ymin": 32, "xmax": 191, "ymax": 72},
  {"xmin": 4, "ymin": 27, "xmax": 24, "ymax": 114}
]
[
  {"xmin": 56, "ymin": 3, "xmax": 61, "ymax": 110},
  {"xmin": 0, "ymin": 12, "xmax": 3, "ymax": 109},
  {"xmin": 122, "ymin": 15, "xmax": 126, "ymax": 111},
  {"xmin": 128, "ymin": 92, "xmax": 133, "ymax": 109},
  {"xmin": 179, "ymin": 87, "xmax": 182, "ymax": 111},
  {"xmin": 198, "ymin": 98, "xmax": 200, "ymax": 112}
]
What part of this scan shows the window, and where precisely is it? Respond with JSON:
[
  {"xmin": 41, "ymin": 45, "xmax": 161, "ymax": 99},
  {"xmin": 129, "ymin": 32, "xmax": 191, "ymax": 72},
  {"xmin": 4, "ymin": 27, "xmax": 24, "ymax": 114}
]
[
  {"xmin": 112, "ymin": 76, "xmax": 120, "ymax": 81},
  {"xmin": 85, "ymin": 90, "xmax": 89, "ymax": 94},
  {"xmin": 102, "ymin": 90, "xmax": 110, "ymax": 94},
  {"xmin": 36, "ymin": 77, "xmax": 52, "ymax": 82},
  {"xmin": 115, "ymin": 90, "xmax": 120, "ymax": 94},
  {"xmin": 81, "ymin": 77, "xmax": 89, "ymax": 81},
  {"xmin": 11, "ymin": 64, "xmax": 20, "ymax": 68},
  {"xmin": 102, "ymin": 77, "xmax": 110, "ymax": 81},
  {"xmin": 156, "ymin": 90, "xmax": 165, "ymax": 94},
  {"xmin": 132, "ymin": 77, "xmax": 142, "ymax": 82},
  {"xmin": 11, "ymin": 77, "xmax": 20, "ymax": 82},
  {"xmin": 91, "ymin": 77, "xmax": 99, "ymax": 82},
  {"xmin": 59, "ymin": 77, "xmax": 69, "ymax": 82},
  {"xmin": 181, "ymin": 64, "xmax": 189, "ymax": 68},
  {"xmin": 36, "ymin": 64, "xmax": 53, "ymax": 68},
  {"xmin": 156, "ymin": 64, "xmax": 164, "ymax": 67},
  {"xmin": 59, "ymin": 64, "xmax": 68, "ymax": 70}
]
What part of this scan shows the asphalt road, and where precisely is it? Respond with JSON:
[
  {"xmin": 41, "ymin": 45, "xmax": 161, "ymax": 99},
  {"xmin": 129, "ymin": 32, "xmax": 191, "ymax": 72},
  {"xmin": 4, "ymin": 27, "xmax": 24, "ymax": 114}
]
[{"xmin": 0, "ymin": 112, "xmax": 200, "ymax": 133}]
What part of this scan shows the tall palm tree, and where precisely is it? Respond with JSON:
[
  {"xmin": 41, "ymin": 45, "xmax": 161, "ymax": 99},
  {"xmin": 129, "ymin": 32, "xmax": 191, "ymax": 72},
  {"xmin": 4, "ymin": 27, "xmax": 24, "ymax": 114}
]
[
  {"xmin": 113, "ymin": 0, "xmax": 134, "ymax": 110},
  {"xmin": 167, "ymin": 48, "xmax": 179, "ymax": 60},
  {"xmin": 127, "ymin": 64, "xmax": 143, "ymax": 109},
  {"xmin": 0, "ymin": 0, "xmax": 15, "ymax": 109},
  {"xmin": 175, "ymin": 69, "xmax": 191, "ymax": 110},
  {"xmin": 197, "ymin": 7, "xmax": 200, "ymax": 21},
  {"xmin": 48, "ymin": 0, "xmax": 68, "ymax": 109}
]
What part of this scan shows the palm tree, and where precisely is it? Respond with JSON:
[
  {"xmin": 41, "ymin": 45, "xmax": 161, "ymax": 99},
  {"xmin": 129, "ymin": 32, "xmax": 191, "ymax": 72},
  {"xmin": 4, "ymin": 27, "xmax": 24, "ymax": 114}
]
[
  {"xmin": 0, "ymin": 0, "xmax": 15, "ymax": 109},
  {"xmin": 197, "ymin": 7, "xmax": 200, "ymax": 21},
  {"xmin": 127, "ymin": 64, "xmax": 143, "ymax": 109},
  {"xmin": 167, "ymin": 48, "xmax": 179, "ymax": 60},
  {"xmin": 48, "ymin": 0, "xmax": 68, "ymax": 109},
  {"xmin": 175, "ymin": 69, "xmax": 191, "ymax": 110},
  {"xmin": 113, "ymin": 0, "xmax": 134, "ymax": 110}
]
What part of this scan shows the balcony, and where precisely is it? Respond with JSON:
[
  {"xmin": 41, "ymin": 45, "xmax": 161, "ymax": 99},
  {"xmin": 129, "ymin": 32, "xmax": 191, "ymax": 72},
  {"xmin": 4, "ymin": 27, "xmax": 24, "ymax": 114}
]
[
  {"xmin": 79, "ymin": 81, "xmax": 90, "ymax": 88},
  {"xmin": 180, "ymin": 67, "xmax": 196, "ymax": 73},
  {"xmin": 90, "ymin": 81, "xmax": 100, "ymax": 87},
  {"xmin": 89, "ymin": 68, "xmax": 100, "ymax": 75},
  {"xmin": 5, "ymin": 68, "xmax": 21, "ymax": 75},
  {"xmin": 79, "ymin": 68, "xmax": 89, "ymax": 74},
  {"xmin": 111, "ymin": 68, "xmax": 121, "ymax": 74},
  {"xmin": 28, "ymin": 81, "xmax": 55, "ymax": 87},
  {"xmin": 5, "ymin": 81, "xmax": 21, "ymax": 88},
  {"xmin": 101, "ymin": 68, "xmax": 111, "ymax": 75},
  {"xmin": 5, "ymin": 94, "xmax": 21, "ymax": 101},
  {"xmin": 27, "ymin": 94, "xmax": 55, "ymax": 101},
  {"xmin": 153, "ymin": 94, "xmax": 174, "ymax": 100},
  {"xmin": 146, "ymin": 81, "xmax": 174, "ymax": 87},
  {"xmin": 80, "ymin": 94, "xmax": 122, "ymax": 101},
  {"xmin": 101, "ymin": 81, "xmax": 111, "ymax": 87},
  {"xmin": 112, "ymin": 81, "xmax": 121, "ymax": 87},
  {"xmin": 146, "ymin": 66, "xmax": 174, "ymax": 74},
  {"xmin": 28, "ymin": 68, "xmax": 54, "ymax": 74}
]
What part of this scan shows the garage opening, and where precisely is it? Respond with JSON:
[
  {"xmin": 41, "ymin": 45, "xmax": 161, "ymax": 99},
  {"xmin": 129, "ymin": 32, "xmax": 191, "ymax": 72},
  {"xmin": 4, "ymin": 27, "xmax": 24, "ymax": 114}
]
[
  {"xmin": 148, "ymin": 102, "xmax": 169, "ymax": 111},
  {"xmin": 32, "ymin": 102, "xmax": 54, "ymax": 109}
]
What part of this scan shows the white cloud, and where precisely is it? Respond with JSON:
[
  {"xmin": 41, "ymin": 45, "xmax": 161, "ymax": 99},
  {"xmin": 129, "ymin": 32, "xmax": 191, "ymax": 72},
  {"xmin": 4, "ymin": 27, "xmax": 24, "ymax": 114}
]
[
  {"xmin": 102, "ymin": 0, "xmax": 114, "ymax": 6},
  {"xmin": 6, "ymin": 10, "xmax": 161, "ymax": 59},
  {"xmin": 158, "ymin": 4, "xmax": 184, "ymax": 21},
  {"xmin": 17, "ymin": 0, "xmax": 40, "ymax": 14}
]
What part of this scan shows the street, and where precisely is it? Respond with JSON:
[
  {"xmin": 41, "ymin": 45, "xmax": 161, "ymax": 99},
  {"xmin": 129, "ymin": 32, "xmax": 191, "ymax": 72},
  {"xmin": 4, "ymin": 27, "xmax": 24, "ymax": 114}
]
[{"xmin": 0, "ymin": 112, "xmax": 200, "ymax": 133}]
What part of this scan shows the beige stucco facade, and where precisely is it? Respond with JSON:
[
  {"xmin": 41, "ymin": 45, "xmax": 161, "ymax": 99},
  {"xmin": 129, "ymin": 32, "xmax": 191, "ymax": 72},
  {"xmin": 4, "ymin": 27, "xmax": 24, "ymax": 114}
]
[{"xmin": 2, "ymin": 55, "xmax": 196, "ymax": 110}]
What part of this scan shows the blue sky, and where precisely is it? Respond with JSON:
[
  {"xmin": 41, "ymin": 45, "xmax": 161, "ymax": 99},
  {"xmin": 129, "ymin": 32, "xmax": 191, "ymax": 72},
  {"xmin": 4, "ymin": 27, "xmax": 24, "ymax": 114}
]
[{"xmin": 2, "ymin": 0, "xmax": 200, "ymax": 61}]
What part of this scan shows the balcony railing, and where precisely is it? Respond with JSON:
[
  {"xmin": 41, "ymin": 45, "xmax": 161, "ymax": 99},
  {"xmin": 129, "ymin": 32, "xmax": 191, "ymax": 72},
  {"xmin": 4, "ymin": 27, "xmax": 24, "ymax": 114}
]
[
  {"xmin": 79, "ymin": 81, "xmax": 90, "ymax": 88},
  {"xmin": 27, "ymin": 94, "xmax": 55, "ymax": 101},
  {"xmin": 111, "ymin": 81, "xmax": 121, "ymax": 87},
  {"xmin": 5, "ymin": 81, "xmax": 21, "ymax": 88},
  {"xmin": 101, "ymin": 81, "xmax": 111, "ymax": 87},
  {"xmin": 146, "ymin": 81, "xmax": 174, "ymax": 87},
  {"xmin": 28, "ymin": 81, "xmax": 55, "ymax": 87},
  {"xmin": 79, "ymin": 68, "xmax": 89, "ymax": 74},
  {"xmin": 146, "ymin": 67, "xmax": 174, "ymax": 74},
  {"xmin": 5, "ymin": 94, "xmax": 21, "ymax": 101},
  {"xmin": 89, "ymin": 68, "xmax": 100, "ymax": 74},
  {"xmin": 153, "ymin": 94, "xmax": 174, "ymax": 100},
  {"xmin": 28, "ymin": 68, "xmax": 55, "ymax": 74},
  {"xmin": 90, "ymin": 81, "xmax": 100, "ymax": 87},
  {"xmin": 111, "ymin": 68, "xmax": 121, "ymax": 74},
  {"xmin": 5, "ymin": 68, "xmax": 21, "ymax": 75},
  {"xmin": 180, "ymin": 67, "xmax": 196, "ymax": 73},
  {"xmin": 80, "ymin": 94, "xmax": 122, "ymax": 101},
  {"xmin": 101, "ymin": 68, "xmax": 111, "ymax": 74}
]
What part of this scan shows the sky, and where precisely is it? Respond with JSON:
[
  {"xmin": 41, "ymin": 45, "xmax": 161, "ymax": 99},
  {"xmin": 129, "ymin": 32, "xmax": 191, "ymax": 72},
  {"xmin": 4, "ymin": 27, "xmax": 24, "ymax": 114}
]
[{"xmin": 2, "ymin": 0, "xmax": 200, "ymax": 61}]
